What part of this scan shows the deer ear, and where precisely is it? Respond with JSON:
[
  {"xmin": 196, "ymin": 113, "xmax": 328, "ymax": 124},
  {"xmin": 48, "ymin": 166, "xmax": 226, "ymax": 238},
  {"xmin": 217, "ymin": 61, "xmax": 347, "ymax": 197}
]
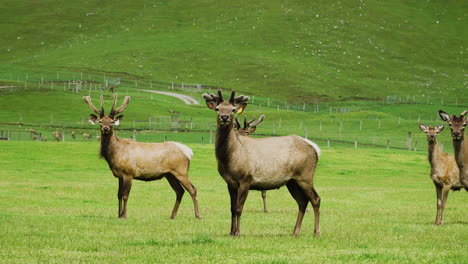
[
  {"xmin": 418, "ymin": 124, "xmax": 427, "ymax": 132},
  {"xmin": 88, "ymin": 114, "xmax": 98, "ymax": 124},
  {"xmin": 114, "ymin": 115, "xmax": 123, "ymax": 126},
  {"xmin": 436, "ymin": 124, "xmax": 444, "ymax": 132},
  {"xmin": 439, "ymin": 110, "xmax": 451, "ymax": 122},
  {"xmin": 236, "ymin": 103, "xmax": 247, "ymax": 114}
]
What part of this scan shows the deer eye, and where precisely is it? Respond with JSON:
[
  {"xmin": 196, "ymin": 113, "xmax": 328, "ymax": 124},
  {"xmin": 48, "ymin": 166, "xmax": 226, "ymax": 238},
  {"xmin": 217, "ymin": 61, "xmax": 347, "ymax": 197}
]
[
  {"xmin": 215, "ymin": 108, "xmax": 219, "ymax": 112},
  {"xmin": 232, "ymin": 109, "xmax": 236, "ymax": 112}
]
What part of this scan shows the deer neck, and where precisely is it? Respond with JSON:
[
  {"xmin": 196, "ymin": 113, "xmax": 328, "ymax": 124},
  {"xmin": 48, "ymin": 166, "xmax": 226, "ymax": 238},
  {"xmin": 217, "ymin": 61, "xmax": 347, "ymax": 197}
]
[
  {"xmin": 100, "ymin": 129, "xmax": 118, "ymax": 164},
  {"xmin": 215, "ymin": 122, "xmax": 238, "ymax": 165},
  {"xmin": 452, "ymin": 135, "xmax": 468, "ymax": 169},
  {"xmin": 427, "ymin": 139, "xmax": 441, "ymax": 166}
]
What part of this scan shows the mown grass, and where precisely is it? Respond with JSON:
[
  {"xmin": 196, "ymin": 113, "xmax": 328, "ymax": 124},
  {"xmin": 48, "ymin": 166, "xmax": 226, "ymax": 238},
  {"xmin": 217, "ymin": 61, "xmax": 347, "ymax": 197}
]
[{"xmin": 0, "ymin": 141, "xmax": 466, "ymax": 263}]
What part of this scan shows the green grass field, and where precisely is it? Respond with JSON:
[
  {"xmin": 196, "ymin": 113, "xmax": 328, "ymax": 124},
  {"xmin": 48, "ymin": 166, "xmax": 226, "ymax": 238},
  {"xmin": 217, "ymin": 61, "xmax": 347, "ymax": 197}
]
[{"xmin": 0, "ymin": 141, "xmax": 466, "ymax": 263}]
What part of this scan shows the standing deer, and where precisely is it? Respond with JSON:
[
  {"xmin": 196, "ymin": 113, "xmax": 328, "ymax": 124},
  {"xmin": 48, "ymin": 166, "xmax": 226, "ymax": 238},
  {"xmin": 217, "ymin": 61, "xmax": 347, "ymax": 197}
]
[
  {"xmin": 82, "ymin": 133, "xmax": 92, "ymax": 140},
  {"xmin": 234, "ymin": 115, "xmax": 269, "ymax": 213},
  {"xmin": 418, "ymin": 124, "xmax": 463, "ymax": 225},
  {"xmin": 53, "ymin": 131, "xmax": 61, "ymax": 142},
  {"xmin": 439, "ymin": 110, "xmax": 468, "ymax": 191},
  {"xmin": 71, "ymin": 131, "xmax": 76, "ymax": 140},
  {"xmin": 203, "ymin": 90, "xmax": 321, "ymax": 237},
  {"xmin": 83, "ymin": 94, "xmax": 201, "ymax": 219}
]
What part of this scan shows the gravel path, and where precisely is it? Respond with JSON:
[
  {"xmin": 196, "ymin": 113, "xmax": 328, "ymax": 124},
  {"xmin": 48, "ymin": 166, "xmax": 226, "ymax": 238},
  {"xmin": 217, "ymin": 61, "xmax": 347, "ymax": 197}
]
[{"xmin": 139, "ymin": 90, "xmax": 200, "ymax": 105}]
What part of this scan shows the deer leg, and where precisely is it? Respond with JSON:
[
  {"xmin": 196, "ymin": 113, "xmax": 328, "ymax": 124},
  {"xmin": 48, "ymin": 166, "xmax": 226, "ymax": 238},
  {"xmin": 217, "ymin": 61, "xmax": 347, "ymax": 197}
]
[
  {"xmin": 166, "ymin": 174, "xmax": 185, "ymax": 219},
  {"xmin": 120, "ymin": 177, "xmax": 132, "ymax": 219},
  {"xmin": 440, "ymin": 185, "xmax": 451, "ymax": 226},
  {"xmin": 118, "ymin": 178, "xmax": 124, "ymax": 218},
  {"xmin": 434, "ymin": 184, "xmax": 442, "ymax": 225},
  {"xmin": 261, "ymin": 190, "xmax": 268, "ymax": 213},
  {"xmin": 296, "ymin": 181, "xmax": 321, "ymax": 237},
  {"xmin": 233, "ymin": 183, "xmax": 250, "ymax": 237},
  {"xmin": 173, "ymin": 174, "xmax": 201, "ymax": 219},
  {"xmin": 286, "ymin": 181, "xmax": 308, "ymax": 236},
  {"xmin": 228, "ymin": 185, "xmax": 238, "ymax": 236}
]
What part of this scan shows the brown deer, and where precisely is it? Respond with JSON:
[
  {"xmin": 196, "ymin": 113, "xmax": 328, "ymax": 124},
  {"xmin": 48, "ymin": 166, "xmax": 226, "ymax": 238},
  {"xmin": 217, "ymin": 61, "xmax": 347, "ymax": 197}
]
[
  {"xmin": 439, "ymin": 110, "xmax": 468, "ymax": 191},
  {"xmin": 234, "ymin": 115, "xmax": 269, "ymax": 213},
  {"xmin": 203, "ymin": 90, "xmax": 321, "ymax": 237},
  {"xmin": 83, "ymin": 94, "xmax": 201, "ymax": 219},
  {"xmin": 71, "ymin": 131, "xmax": 76, "ymax": 140},
  {"xmin": 82, "ymin": 133, "xmax": 92, "ymax": 140},
  {"xmin": 53, "ymin": 131, "xmax": 61, "ymax": 142},
  {"xmin": 418, "ymin": 124, "xmax": 463, "ymax": 225}
]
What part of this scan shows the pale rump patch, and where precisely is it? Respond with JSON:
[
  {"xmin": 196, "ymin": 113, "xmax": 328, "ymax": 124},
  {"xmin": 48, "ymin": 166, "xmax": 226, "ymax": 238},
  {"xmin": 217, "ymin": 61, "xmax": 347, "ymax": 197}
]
[
  {"xmin": 171, "ymin": 142, "xmax": 193, "ymax": 160},
  {"xmin": 301, "ymin": 138, "xmax": 321, "ymax": 157}
]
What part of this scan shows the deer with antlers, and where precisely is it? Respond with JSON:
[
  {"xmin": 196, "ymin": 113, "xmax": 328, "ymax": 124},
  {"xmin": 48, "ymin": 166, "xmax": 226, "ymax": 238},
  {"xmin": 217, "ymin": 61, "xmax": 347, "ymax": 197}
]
[
  {"xmin": 234, "ymin": 115, "xmax": 270, "ymax": 213},
  {"xmin": 203, "ymin": 90, "xmax": 321, "ymax": 237},
  {"xmin": 418, "ymin": 124, "xmax": 463, "ymax": 225},
  {"xmin": 83, "ymin": 94, "xmax": 201, "ymax": 219},
  {"xmin": 439, "ymin": 110, "xmax": 468, "ymax": 191}
]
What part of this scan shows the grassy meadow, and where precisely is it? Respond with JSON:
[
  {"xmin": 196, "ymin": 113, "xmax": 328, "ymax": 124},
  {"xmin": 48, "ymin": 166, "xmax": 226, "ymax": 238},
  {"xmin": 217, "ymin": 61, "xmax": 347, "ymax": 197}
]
[{"xmin": 0, "ymin": 141, "xmax": 466, "ymax": 263}]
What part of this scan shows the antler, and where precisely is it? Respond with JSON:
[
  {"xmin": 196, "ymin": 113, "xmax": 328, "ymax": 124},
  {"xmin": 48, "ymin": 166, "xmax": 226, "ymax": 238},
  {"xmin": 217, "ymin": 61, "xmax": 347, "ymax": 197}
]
[
  {"xmin": 109, "ymin": 94, "xmax": 130, "ymax": 117},
  {"xmin": 228, "ymin": 90, "xmax": 250, "ymax": 105},
  {"xmin": 248, "ymin": 115, "xmax": 265, "ymax": 127},
  {"xmin": 83, "ymin": 95, "xmax": 104, "ymax": 117},
  {"xmin": 461, "ymin": 110, "xmax": 468, "ymax": 117}
]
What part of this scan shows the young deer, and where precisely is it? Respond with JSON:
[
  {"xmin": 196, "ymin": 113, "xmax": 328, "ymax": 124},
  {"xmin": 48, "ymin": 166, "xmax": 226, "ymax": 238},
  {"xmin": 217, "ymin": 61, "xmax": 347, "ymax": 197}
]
[
  {"xmin": 203, "ymin": 90, "xmax": 321, "ymax": 237},
  {"xmin": 234, "ymin": 115, "xmax": 269, "ymax": 213},
  {"xmin": 439, "ymin": 110, "xmax": 468, "ymax": 191},
  {"xmin": 83, "ymin": 94, "xmax": 201, "ymax": 219},
  {"xmin": 419, "ymin": 124, "xmax": 463, "ymax": 225}
]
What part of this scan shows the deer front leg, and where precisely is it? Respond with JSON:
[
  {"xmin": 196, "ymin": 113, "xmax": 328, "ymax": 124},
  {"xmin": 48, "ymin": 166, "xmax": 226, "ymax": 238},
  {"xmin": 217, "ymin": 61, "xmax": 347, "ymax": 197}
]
[
  {"xmin": 434, "ymin": 184, "xmax": 442, "ymax": 225},
  {"xmin": 120, "ymin": 177, "xmax": 132, "ymax": 219},
  {"xmin": 118, "ymin": 178, "xmax": 124, "ymax": 218},
  {"xmin": 233, "ymin": 183, "xmax": 250, "ymax": 237},
  {"xmin": 228, "ymin": 185, "xmax": 238, "ymax": 236},
  {"xmin": 439, "ymin": 185, "xmax": 451, "ymax": 226}
]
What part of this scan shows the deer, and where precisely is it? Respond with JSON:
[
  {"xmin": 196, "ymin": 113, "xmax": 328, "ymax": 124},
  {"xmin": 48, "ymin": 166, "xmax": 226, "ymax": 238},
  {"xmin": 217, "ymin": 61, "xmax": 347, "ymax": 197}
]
[
  {"xmin": 203, "ymin": 90, "xmax": 321, "ymax": 237},
  {"xmin": 234, "ymin": 115, "xmax": 270, "ymax": 213},
  {"xmin": 53, "ymin": 131, "xmax": 61, "ymax": 142},
  {"xmin": 418, "ymin": 124, "xmax": 463, "ymax": 225},
  {"xmin": 83, "ymin": 94, "xmax": 201, "ymax": 219},
  {"xmin": 439, "ymin": 110, "xmax": 468, "ymax": 191},
  {"xmin": 71, "ymin": 131, "xmax": 76, "ymax": 140},
  {"xmin": 82, "ymin": 133, "xmax": 92, "ymax": 140}
]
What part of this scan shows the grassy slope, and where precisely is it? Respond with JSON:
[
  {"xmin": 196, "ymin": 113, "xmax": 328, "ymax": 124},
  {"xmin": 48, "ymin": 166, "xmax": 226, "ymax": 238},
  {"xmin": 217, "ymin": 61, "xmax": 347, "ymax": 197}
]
[
  {"xmin": 0, "ymin": 0, "xmax": 466, "ymax": 101},
  {"xmin": 0, "ymin": 142, "xmax": 466, "ymax": 263}
]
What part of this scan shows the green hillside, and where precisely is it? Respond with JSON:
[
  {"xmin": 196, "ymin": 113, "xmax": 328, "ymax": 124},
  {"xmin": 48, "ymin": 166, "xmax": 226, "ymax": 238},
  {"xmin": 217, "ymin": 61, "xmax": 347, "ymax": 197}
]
[{"xmin": 0, "ymin": 0, "xmax": 466, "ymax": 101}]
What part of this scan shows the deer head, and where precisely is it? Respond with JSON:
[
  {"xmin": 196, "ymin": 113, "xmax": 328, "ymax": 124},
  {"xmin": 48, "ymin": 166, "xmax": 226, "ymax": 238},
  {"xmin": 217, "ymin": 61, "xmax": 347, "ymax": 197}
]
[
  {"xmin": 202, "ymin": 90, "xmax": 249, "ymax": 126},
  {"xmin": 419, "ymin": 124, "xmax": 444, "ymax": 142},
  {"xmin": 83, "ymin": 94, "xmax": 130, "ymax": 135},
  {"xmin": 234, "ymin": 115, "xmax": 265, "ymax": 135},
  {"xmin": 439, "ymin": 110, "xmax": 467, "ymax": 140}
]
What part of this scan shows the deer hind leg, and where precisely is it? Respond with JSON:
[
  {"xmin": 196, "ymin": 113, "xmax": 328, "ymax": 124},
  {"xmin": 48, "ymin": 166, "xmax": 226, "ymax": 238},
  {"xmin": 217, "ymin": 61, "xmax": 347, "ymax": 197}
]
[
  {"xmin": 261, "ymin": 190, "xmax": 268, "ymax": 213},
  {"xmin": 286, "ymin": 180, "xmax": 308, "ymax": 236},
  {"xmin": 120, "ymin": 177, "xmax": 132, "ymax": 219},
  {"xmin": 434, "ymin": 184, "xmax": 442, "ymax": 225},
  {"xmin": 173, "ymin": 173, "xmax": 201, "ymax": 219},
  {"xmin": 296, "ymin": 180, "xmax": 321, "ymax": 237},
  {"xmin": 166, "ymin": 174, "xmax": 185, "ymax": 219}
]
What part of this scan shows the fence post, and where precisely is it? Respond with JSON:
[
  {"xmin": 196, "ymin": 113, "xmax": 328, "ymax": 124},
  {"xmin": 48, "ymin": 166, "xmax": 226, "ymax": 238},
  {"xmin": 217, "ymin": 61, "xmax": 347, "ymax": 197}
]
[
  {"xmin": 327, "ymin": 138, "xmax": 330, "ymax": 148},
  {"xmin": 407, "ymin": 132, "xmax": 412, "ymax": 151},
  {"xmin": 387, "ymin": 139, "xmax": 390, "ymax": 149}
]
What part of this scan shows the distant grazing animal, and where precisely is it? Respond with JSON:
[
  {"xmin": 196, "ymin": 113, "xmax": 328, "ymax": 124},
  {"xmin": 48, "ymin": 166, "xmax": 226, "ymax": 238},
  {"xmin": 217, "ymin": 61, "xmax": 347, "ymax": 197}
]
[
  {"xmin": 71, "ymin": 131, "xmax": 76, "ymax": 140},
  {"xmin": 82, "ymin": 133, "xmax": 92, "ymax": 140},
  {"xmin": 83, "ymin": 94, "xmax": 201, "ymax": 219},
  {"xmin": 419, "ymin": 124, "xmax": 463, "ymax": 225},
  {"xmin": 203, "ymin": 90, "xmax": 321, "ymax": 237},
  {"xmin": 109, "ymin": 85, "xmax": 115, "ymax": 93},
  {"xmin": 234, "ymin": 115, "xmax": 269, "ymax": 213},
  {"xmin": 439, "ymin": 110, "xmax": 468, "ymax": 191},
  {"xmin": 53, "ymin": 131, "xmax": 61, "ymax": 142}
]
